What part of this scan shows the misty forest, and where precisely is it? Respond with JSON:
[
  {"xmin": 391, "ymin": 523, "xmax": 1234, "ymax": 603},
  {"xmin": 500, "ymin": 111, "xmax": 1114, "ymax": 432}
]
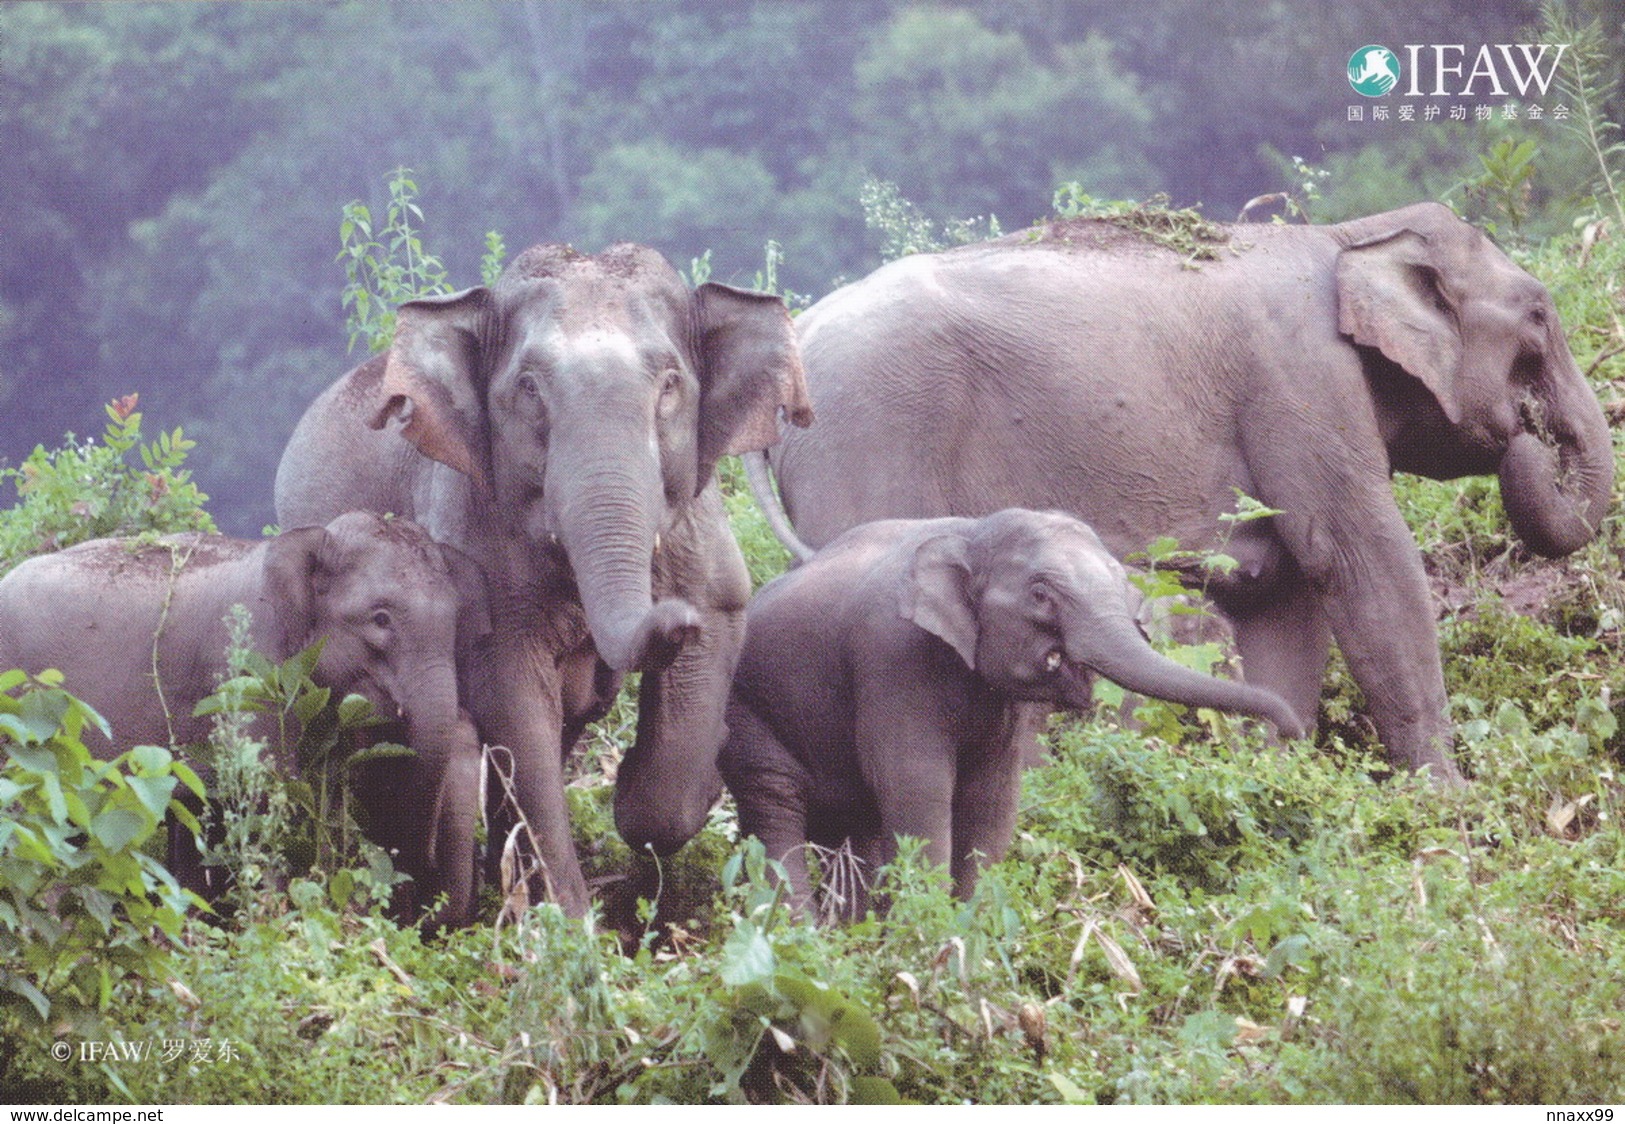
[{"xmin": 5, "ymin": 0, "xmax": 1625, "ymax": 1106}]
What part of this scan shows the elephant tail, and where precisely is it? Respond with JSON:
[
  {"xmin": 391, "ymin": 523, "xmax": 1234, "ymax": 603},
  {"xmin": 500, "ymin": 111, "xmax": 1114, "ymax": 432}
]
[{"xmin": 744, "ymin": 449, "xmax": 817, "ymax": 565}]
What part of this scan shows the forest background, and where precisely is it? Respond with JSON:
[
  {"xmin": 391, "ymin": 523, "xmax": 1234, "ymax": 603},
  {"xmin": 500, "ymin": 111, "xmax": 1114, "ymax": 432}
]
[{"xmin": 4, "ymin": 0, "xmax": 1621, "ymax": 533}]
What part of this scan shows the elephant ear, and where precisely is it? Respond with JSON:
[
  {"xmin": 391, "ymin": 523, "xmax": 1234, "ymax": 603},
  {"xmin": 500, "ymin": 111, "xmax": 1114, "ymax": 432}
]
[
  {"xmin": 1335, "ymin": 226, "xmax": 1465, "ymax": 424},
  {"xmin": 692, "ymin": 282, "xmax": 815, "ymax": 491},
  {"xmin": 900, "ymin": 533, "xmax": 978, "ymax": 670},
  {"xmin": 262, "ymin": 526, "xmax": 332, "ymax": 659},
  {"xmin": 370, "ymin": 288, "xmax": 493, "ymax": 488}
]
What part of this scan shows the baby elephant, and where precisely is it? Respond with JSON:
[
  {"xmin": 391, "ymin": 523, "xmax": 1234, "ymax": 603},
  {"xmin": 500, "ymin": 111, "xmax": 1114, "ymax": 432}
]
[
  {"xmin": 0, "ymin": 512, "xmax": 489, "ymax": 929},
  {"xmin": 720, "ymin": 509, "xmax": 1303, "ymax": 918}
]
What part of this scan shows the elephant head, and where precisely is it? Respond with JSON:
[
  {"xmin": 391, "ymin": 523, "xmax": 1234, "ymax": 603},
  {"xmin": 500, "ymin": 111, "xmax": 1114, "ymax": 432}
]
[
  {"xmin": 263, "ymin": 512, "xmax": 488, "ymax": 774},
  {"xmin": 901, "ymin": 509, "xmax": 1305, "ymax": 736},
  {"xmin": 364, "ymin": 244, "xmax": 811, "ymax": 673},
  {"xmin": 1336, "ymin": 202, "xmax": 1613, "ymax": 558}
]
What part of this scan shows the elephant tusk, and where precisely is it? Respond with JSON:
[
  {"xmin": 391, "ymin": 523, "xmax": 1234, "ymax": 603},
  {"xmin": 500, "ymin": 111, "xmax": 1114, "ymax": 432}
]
[
  {"xmin": 1045, "ymin": 649, "xmax": 1064, "ymax": 673},
  {"xmin": 654, "ymin": 532, "xmax": 662, "ymax": 557}
]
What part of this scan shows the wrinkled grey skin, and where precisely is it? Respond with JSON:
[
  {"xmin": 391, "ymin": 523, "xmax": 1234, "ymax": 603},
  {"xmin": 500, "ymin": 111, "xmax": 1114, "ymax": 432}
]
[
  {"xmin": 752, "ymin": 203, "xmax": 1614, "ymax": 785},
  {"xmin": 720, "ymin": 509, "xmax": 1304, "ymax": 918},
  {"xmin": 275, "ymin": 243, "xmax": 812, "ymax": 916},
  {"xmin": 0, "ymin": 512, "xmax": 488, "ymax": 929}
]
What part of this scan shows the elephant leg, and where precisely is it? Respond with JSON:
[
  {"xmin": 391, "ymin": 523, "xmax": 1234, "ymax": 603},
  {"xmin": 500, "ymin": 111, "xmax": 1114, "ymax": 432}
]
[
  {"xmin": 1320, "ymin": 558, "xmax": 1460, "ymax": 782},
  {"xmin": 1270, "ymin": 497, "xmax": 1462, "ymax": 783},
  {"xmin": 1224, "ymin": 576, "xmax": 1332, "ymax": 734},
  {"xmin": 949, "ymin": 703, "xmax": 1044, "ymax": 899},
  {"xmin": 482, "ymin": 639, "xmax": 591, "ymax": 916},
  {"xmin": 614, "ymin": 518, "xmax": 750, "ymax": 855},
  {"xmin": 560, "ymin": 652, "xmax": 623, "ymax": 762},
  {"xmin": 856, "ymin": 684, "xmax": 960, "ymax": 895},
  {"xmin": 720, "ymin": 698, "xmax": 815, "ymax": 914}
]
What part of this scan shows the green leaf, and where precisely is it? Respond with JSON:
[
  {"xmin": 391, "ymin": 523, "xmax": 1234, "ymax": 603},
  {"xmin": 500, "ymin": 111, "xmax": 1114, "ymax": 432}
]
[
  {"xmin": 128, "ymin": 744, "xmax": 173, "ymax": 774},
  {"xmin": 1264, "ymin": 933, "xmax": 1312, "ymax": 979},
  {"xmin": 328, "ymin": 867, "xmax": 355, "ymax": 910},
  {"xmin": 719, "ymin": 921, "xmax": 776, "ymax": 988},
  {"xmin": 850, "ymin": 1076, "xmax": 906, "ymax": 1104},
  {"xmin": 1049, "ymin": 1071, "xmax": 1095, "ymax": 1104},
  {"xmin": 336, "ymin": 692, "xmax": 379, "ymax": 728},
  {"xmin": 89, "ymin": 807, "xmax": 147, "ymax": 853},
  {"xmin": 125, "ymin": 774, "xmax": 176, "ymax": 822},
  {"xmin": 41, "ymin": 772, "xmax": 68, "ymax": 824},
  {"xmin": 2, "ymin": 974, "xmax": 51, "ymax": 1022},
  {"xmin": 170, "ymin": 759, "xmax": 206, "ymax": 800},
  {"xmin": 344, "ymin": 741, "xmax": 414, "ymax": 768},
  {"xmin": 15, "ymin": 690, "xmax": 70, "ymax": 744}
]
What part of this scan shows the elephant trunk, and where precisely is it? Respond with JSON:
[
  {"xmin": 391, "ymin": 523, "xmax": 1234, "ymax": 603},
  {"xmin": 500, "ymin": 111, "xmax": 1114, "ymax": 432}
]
[
  {"xmin": 1499, "ymin": 374, "xmax": 1614, "ymax": 557},
  {"xmin": 361, "ymin": 661, "xmax": 476, "ymax": 930},
  {"xmin": 1061, "ymin": 608, "xmax": 1306, "ymax": 739},
  {"xmin": 551, "ymin": 444, "xmax": 696, "ymax": 673}
]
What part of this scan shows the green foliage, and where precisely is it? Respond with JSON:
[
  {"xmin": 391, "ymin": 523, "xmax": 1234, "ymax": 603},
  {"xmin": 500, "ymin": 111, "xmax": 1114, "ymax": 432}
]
[
  {"xmin": 0, "ymin": 396, "xmax": 214, "ymax": 573},
  {"xmin": 574, "ymin": 142, "xmax": 786, "ymax": 275},
  {"xmin": 0, "ymin": 671, "xmax": 199, "ymax": 1096},
  {"xmin": 850, "ymin": 9, "xmax": 1155, "ymax": 225},
  {"xmin": 480, "ymin": 229, "xmax": 508, "ymax": 288},
  {"xmin": 861, "ymin": 178, "xmax": 1002, "ymax": 262},
  {"xmin": 1465, "ymin": 138, "xmax": 1541, "ymax": 243},
  {"xmin": 337, "ymin": 168, "xmax": 453, "ymax": 355},
  {"xmin": 719, "ymin": 455, "xmax": 791, "ymax": 589},
  {"xmin": 191, "ymin": 607, "xmax": 405, "ymax": 918},
  {"xmin": 1544, "ymin": 0, "xmax": 1625, "ymax": 229}
]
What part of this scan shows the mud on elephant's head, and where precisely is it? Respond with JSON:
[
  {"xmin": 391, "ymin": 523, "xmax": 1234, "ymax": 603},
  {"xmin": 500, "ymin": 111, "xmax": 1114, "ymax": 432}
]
[
  {"xmin": 363, "ymin": 244, "xmax": 812, "ymax": 673},
  {"xmin": 1336, "ymin": 201, "xmax": 1613, "ymax": 558}
]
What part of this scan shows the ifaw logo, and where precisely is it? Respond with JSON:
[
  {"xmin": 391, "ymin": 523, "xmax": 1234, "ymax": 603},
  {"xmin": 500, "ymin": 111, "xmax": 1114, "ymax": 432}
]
[{"xmin": 1348, "ymin": 43, "xmax": 1568, "ymax": 98}]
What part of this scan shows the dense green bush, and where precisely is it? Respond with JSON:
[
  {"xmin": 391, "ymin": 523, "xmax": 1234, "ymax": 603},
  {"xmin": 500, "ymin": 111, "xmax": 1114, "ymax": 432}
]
[
  {"xmin": 0, "ymin": 672, "xmax": 200, "ymax": 1100},
  {"xmin": 0, "ymin": 395, "xmax": 213, "ymax": 573}
]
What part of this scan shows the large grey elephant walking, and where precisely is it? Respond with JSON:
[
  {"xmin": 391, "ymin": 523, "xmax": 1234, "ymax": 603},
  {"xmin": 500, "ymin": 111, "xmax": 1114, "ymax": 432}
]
[
  {"xmin": 752, "ymin": 203, "xmax": 1614, "ymax": 784},
  {"xmin": 275, "ymin": 243, "xmax": 811, "ymax": 916},
  {"xmin": 0, "ymin": 512, "xmax": 488, "ymax": 928}
]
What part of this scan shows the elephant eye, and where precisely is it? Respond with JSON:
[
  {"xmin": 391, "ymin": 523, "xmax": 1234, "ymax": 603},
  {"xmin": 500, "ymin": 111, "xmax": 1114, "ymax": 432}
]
[
  {"xmin": 1027, "ymin": 581, "xmax": 1057, "ymax": 617},
  {"xmin": 371, "ymin": 609, "xmax": 393, "ymax": 631},
  {"xmin": 657, "ymin": 368, "xmax": 684, "ymax": 416},
  {"xmin": 517, "ymin": 373, "xmax": 541, "ymax": 399}
]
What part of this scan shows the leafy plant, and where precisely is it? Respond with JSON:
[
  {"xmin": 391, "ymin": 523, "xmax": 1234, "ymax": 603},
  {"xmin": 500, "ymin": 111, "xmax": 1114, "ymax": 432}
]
[
  {"xmin": 481, "ymin": 228, "xmax": 508, "ymax": 288},
  {"xmin": 192, "ymin": 607, "xmax": 406, "ymax": 917},
  {"xmin": 0, "ymin": 670, "xmax": 200, "ymax": 1096},
  {"xmin": 861, "ymin": 178, "xmax": 1002, "ymax": 262},
  {"xmin": 1543, "ymin": 0, "xmax": 1625, "ymax": 230},
  {"xmin": 1465, "ymin": 138, "xmax": 1540, "ymax": 242},
  {"xmin": 0, "ymin": 395, "xmax": 213, "ymax": 573},
  {"xmin": 336, "ymin": 168, "xmax": 454, "ymax": 354}
]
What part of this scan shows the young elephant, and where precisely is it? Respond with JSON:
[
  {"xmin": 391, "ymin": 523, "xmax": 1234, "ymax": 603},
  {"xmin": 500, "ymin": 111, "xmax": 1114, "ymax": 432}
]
[
  {"xmin": 720, "ymin": 509, "xmax": 1303, "ymax": 918},
  {"xmin": 0, "ymin": 512, "xmax": 489, "ymax": 929}
]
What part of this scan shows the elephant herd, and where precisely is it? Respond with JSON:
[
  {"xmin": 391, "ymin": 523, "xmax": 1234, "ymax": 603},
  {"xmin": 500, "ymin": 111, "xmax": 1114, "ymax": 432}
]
[{"xmin": 0, "ymin": 203, "xmax": 1611, "ymax": 929}]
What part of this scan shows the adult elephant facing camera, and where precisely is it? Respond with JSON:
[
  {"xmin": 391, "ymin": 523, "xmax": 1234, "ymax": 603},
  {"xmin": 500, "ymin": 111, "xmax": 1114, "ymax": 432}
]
[
  {"xmin": 756, "ymin": 202, "xmax": 1614, "ymax": 785},
  {"xmin": 276, "ymin": 243, "xmax": 812, "ymax": 915}
]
